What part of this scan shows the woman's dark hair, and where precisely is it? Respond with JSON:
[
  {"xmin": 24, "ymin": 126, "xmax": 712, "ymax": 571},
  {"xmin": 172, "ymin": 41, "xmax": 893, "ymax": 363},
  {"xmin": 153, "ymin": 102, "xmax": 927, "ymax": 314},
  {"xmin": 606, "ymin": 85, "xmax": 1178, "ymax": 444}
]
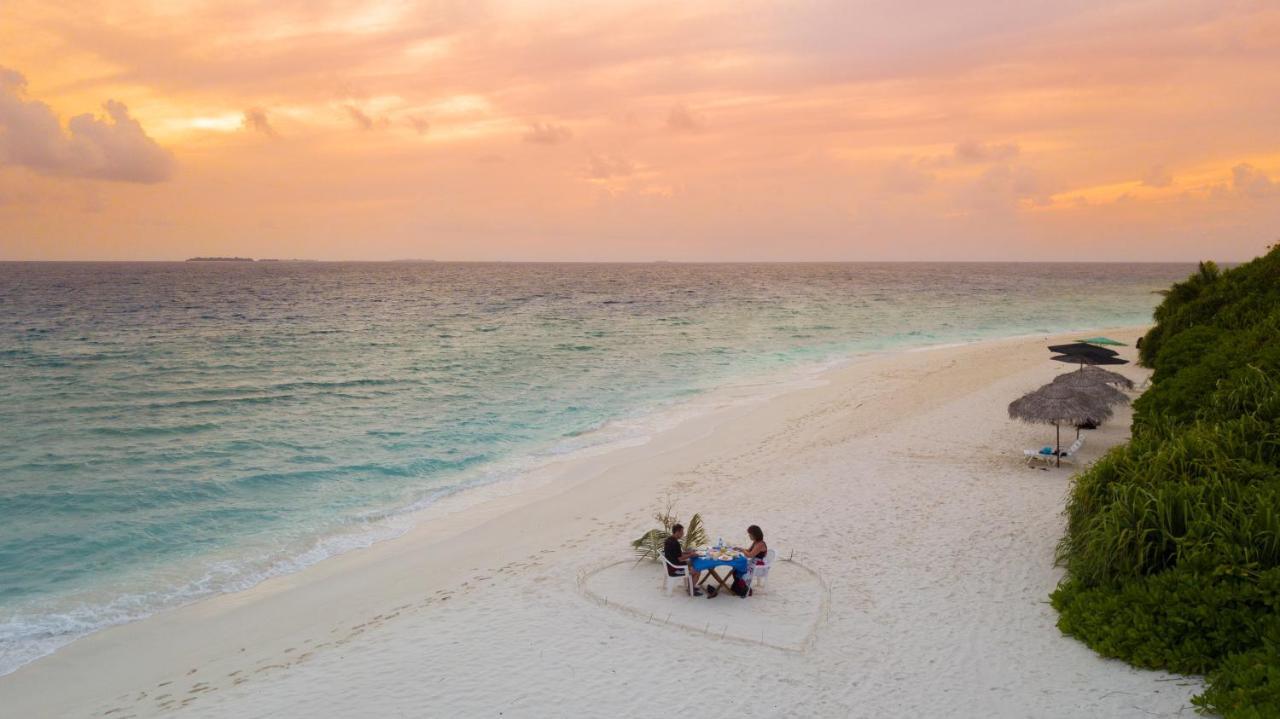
[
  {"xmin": 747, "ymin": 525, "xmax": 764, "ymax": 542},
  {"xmin": 672, "ymin": 523, "xmax": 684, "ymax": 533}
]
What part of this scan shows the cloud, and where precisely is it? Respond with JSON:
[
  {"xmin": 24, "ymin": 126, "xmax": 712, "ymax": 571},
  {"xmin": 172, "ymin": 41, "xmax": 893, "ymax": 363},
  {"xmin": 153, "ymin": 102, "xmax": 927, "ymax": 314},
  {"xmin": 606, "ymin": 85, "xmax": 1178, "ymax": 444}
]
[
  {"xmin": 242, "ymin": 107, "xmax": 277, "ymax": 137},
  {"xmin": 344, "ymin": 104, "xmax": 374, "ymax": 130},
  {"xmin": 1231, "ymin": 163, "xmax": 1274, "ymax": 198},
  {"xmin": 666, "ymin": 103, "xmax": 703, "ymax": 132},
  {"xmin": 953, "ymin": 140, "xmax": 1020, "ymax": 164},
  {"xmin": 1141, "ymin": 164, "xmax": 1172, "ymax": 187},
  {"xmin": 522, "ymin": 121, "xmax": 572, "ymax": 145},
  {"xmin": 585, "ymin": 152, "xmax": 633, "ymax": 179},
  {"xmin": 406, "ymin": 115, "xmax": 429, "ymax": 135},
  {"xmin": 0, "ymin": 67, "xmax": 173, "ymax": 183},
  {"xmin": 965, "ymin": 163, "xmax": 1050, "ymax": 209}
]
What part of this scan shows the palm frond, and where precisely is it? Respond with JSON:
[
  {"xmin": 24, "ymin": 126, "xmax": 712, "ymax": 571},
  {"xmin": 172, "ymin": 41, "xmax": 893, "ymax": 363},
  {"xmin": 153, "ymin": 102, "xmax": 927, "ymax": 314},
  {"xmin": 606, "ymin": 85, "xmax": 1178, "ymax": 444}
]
[{"xmin": 631, "ymin": 501, "xmax": 709, "ymax": 561}]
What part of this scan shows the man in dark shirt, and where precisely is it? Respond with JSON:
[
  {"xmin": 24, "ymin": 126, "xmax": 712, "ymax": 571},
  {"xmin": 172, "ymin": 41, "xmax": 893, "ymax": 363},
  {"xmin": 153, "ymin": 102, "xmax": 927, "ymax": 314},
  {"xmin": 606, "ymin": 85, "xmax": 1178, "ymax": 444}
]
[{"xmin": 663, "ymin": 523, "xmax": 703, "ymax": 596}]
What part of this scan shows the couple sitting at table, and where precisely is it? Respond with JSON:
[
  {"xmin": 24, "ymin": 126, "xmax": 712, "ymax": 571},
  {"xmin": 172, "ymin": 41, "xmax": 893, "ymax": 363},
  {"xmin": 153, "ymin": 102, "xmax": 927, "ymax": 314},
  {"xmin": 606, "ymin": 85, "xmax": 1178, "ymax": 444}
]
[{"xmin": 664, "ymin": 524, "xmax": 768, "ymax": 598}]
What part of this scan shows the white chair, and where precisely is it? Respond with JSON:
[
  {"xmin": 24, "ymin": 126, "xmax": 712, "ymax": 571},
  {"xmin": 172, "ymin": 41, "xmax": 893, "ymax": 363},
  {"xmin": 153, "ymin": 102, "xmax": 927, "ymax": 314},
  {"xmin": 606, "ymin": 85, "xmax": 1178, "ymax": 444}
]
[
  {"xmin": 660, "ymin": 555, "xmax": 695, "ymax": 596},
  {"xmin": 1023, "ymin": 447, "xmax": 1052, "ymax": 466},
  {"xmin": 746, "ymin": 549, "xmax": 776, "ymax": 594},
  {"xmin": 1024, "ymin": 437, "xmax": 1084, "ymax": 467}
]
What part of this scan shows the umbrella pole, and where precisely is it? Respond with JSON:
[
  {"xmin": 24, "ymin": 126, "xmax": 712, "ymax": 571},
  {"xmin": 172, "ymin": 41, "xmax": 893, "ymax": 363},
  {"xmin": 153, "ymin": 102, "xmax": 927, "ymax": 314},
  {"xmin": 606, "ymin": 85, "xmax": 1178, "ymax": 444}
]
[{"xmin": 1056, "ymin": 422, "xmax": 1061, "ymax": 467}]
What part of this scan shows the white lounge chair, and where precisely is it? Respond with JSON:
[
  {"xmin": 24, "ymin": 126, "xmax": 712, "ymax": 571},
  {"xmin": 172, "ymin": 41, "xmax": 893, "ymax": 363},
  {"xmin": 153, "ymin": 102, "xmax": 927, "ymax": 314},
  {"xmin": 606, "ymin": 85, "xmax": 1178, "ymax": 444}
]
[
  {"xmin": 746, "ymin": 548, "xmax": 776, "ymax": 594},
  {"xmin": 660, "ymin": 555, "xmax": 695, "ymax": 596},
  {"xmin": 1057, "ymin": 436, "xmax": 1086, "ymax": 465},
  {"xmin": 1025, "ymin": 436, "xmax": 1084, "ymax": 466}
]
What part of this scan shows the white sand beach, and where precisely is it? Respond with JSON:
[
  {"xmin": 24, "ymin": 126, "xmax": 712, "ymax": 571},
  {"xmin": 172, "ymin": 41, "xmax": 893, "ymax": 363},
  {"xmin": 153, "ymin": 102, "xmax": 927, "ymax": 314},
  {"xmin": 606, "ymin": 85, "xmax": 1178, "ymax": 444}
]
[{"xmin": 0, "ymin": 327, "xmax": 1204, "ymax": 718}]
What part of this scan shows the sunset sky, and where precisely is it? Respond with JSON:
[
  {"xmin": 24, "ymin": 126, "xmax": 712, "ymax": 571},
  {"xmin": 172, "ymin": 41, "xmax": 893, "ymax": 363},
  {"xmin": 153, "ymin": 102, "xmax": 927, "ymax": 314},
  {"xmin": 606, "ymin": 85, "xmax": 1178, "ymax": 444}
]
[{"xmin": 1, "ymin": 1, "xmax": 1278, "ymax": 261}]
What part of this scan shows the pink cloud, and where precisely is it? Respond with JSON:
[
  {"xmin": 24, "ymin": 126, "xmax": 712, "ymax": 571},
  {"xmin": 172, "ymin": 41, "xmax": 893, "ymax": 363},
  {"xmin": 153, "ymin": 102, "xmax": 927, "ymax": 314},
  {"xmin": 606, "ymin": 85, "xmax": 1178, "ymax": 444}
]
[
  {"xmin": 242, "ymin": 107, "xmax": 277, "ymax": 137},
  {"xmin": 523, "ymin": 121, "xmax": 572, "ymax": 145},
  {"xmin": 0, "ymin": 67, "xmax": 173, "ymax": 183}
]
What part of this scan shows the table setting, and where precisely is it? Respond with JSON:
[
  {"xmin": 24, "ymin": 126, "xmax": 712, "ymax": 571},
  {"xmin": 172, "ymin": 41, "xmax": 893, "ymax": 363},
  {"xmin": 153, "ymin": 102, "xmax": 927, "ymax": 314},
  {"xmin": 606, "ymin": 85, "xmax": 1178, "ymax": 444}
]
[{"xmin": 689, "ymin": 539, "xmax": 749, "ymax": 591}]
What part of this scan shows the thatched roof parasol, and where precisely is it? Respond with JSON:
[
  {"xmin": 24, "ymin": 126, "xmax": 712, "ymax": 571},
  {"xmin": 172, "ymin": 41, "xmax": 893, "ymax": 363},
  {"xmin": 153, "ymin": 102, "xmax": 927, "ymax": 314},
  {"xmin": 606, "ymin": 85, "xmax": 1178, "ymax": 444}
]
[
  {"xmin": 1009, "ymin": 382, "xmax": 1115, "ymax": 425},
  {"xmin": 1051, "ymin": 372, "xmax": 1132, "ymax": 402},
  {"xmin": 1055, "ymin": 365, "xmax": 1135, "ymax": 390},
  {"xmin": 1009, "ymin": 382, "xmax": 1115, "ymax": 466}
]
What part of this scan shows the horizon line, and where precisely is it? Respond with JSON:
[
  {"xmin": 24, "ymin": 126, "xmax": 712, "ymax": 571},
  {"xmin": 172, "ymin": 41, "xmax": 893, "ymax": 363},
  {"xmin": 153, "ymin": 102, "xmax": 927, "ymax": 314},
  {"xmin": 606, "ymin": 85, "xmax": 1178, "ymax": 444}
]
[{"xmin": 0, "ymin": 258, "xmax": 1224, "ymax": 265}]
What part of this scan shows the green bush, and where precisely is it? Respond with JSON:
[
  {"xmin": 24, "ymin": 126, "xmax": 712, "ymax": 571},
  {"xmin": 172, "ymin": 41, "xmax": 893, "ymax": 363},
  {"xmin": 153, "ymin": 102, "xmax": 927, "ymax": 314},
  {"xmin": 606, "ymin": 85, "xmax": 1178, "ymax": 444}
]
[
  {"xmin": 1196, "ymin": 641, "xmax": 1280, "ymax": 719},
  {"xmin": 1055, "ymin": 245, "xmax": 1280, "ymax": 717},
  {"xmin": 1052, "ymin": 568, "xmax": 1280, "ymax": 675}
]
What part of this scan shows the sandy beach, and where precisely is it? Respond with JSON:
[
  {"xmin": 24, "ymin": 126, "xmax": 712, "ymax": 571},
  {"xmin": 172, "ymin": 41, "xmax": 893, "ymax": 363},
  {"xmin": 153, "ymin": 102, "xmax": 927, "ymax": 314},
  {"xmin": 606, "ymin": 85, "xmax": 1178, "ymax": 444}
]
[{"xmin": 0, "ymin": 326, "xmax": 1204, "ymax": 718}]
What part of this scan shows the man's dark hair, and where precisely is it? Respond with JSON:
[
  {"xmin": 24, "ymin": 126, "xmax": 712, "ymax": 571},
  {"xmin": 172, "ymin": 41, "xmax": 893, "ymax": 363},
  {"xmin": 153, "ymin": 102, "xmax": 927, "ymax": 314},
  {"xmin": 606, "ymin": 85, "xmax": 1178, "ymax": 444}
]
[
  {"xmin": 747, "ymin": 525, "xmax": 764, "ymax": 541},
  {"xmin": 671, "ymin": 523, "xmax": 684, "ymax": 533}
]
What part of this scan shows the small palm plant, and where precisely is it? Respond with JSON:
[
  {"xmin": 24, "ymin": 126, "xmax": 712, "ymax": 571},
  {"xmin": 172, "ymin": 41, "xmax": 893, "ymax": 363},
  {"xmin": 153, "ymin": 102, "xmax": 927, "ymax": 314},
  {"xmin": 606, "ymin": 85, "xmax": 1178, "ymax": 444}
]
[{"xmin": 632, "ymin": 498, "xmax": 708, "ymax": 562}]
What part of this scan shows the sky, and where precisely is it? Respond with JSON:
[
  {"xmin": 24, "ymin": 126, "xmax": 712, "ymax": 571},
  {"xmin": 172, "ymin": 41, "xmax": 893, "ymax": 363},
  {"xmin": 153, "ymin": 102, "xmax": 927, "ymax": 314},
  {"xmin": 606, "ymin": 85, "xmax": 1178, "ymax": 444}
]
[{"xmin": 0, "ymin": 0, "xmax": 1277, "ymax": 262}]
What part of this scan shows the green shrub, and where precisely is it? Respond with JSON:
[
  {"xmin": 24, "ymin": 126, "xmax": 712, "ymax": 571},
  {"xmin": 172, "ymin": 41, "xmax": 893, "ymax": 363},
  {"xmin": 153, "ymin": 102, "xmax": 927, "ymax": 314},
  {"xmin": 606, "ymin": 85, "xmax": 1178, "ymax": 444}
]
[
  {"xmin": 1055, "ymin": 245, "xmax": 1280, "ymax": 716},
  {"xmin": 1196, "ymin": 642, "xmax": 1280, "ymax": 718}
]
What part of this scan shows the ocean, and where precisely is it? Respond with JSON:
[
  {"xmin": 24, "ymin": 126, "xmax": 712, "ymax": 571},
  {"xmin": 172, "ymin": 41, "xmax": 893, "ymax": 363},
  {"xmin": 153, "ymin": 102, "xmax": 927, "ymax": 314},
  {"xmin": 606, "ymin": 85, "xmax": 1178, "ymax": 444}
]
[{"xmin": 0, "ymin": 260, "xmax": 1191, "ymax": 674}]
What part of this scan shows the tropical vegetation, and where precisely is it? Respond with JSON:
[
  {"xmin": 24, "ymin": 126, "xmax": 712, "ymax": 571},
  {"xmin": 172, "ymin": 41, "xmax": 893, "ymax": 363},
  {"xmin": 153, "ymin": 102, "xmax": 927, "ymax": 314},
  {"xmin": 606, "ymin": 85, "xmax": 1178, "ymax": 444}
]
[
  {"xmin": 1052, "ymin": 245, "xmax": 1280, "ymax": 717},
  {"xmin": 631, "ymin": 498, "xmax": 708, "ymax": 562}
]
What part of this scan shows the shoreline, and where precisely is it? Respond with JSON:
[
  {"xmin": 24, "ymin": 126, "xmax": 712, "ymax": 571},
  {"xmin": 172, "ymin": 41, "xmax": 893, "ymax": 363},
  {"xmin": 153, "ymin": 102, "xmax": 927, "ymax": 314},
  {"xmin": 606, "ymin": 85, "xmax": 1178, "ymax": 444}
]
[
  {"xmin": 0, "ymin": 323, "xmax": 1141, "ymax": 679},
  {"xmin": 0, "ymin": 324, "xmax": 1204, "ymax": 717}
]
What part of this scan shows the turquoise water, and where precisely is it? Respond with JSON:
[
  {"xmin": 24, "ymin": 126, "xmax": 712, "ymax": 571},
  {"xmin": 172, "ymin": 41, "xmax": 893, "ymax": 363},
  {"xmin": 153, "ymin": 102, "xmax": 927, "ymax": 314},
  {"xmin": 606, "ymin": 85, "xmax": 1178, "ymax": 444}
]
[{"xmin": 0, "ymin": 261, "xmax": 1190, "ymax": 673}]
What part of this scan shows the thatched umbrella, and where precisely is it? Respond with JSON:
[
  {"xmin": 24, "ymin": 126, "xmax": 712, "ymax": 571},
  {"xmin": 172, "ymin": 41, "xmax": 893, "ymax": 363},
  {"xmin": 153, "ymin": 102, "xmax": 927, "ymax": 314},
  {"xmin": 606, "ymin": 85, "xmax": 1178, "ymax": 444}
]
[
  {"xmin": 1052, "ymin": 371, "xmax": 1132, "ymax": 402},
  {"xmin": 1051, "ymin": 372, "xmax": 1130, "ymax": 438},
  {"xmin": 1009, "ymin": 382, "xmax": 1115, "ymax": 466},
  {"xmin": 1057, "ymin": 365, "xmax": 1135, "ymax": 390}
]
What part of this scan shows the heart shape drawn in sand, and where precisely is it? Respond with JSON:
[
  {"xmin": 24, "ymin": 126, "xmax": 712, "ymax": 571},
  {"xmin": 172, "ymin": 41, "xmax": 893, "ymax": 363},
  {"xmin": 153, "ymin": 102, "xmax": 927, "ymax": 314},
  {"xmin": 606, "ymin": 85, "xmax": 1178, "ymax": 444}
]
[{"xmin": 576, "ymin": 558, "xmax": 828, "ymax": 652}]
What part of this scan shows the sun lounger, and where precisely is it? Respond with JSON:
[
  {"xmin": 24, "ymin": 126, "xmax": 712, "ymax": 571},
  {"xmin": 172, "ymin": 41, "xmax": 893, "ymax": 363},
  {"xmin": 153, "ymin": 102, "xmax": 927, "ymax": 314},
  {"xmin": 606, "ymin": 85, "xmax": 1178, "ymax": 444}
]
[{"xmin": 1024, "ymin": 436, "xmax": 1084, "ymax": 466}]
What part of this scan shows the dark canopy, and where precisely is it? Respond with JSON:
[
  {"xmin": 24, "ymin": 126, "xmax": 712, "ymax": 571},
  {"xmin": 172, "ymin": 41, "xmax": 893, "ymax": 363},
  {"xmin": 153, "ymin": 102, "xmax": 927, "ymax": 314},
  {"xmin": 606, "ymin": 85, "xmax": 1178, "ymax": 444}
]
[
  {"xmin": 1050, "ymin": 353, "xmax": 1129, "ymax": 367},
  {"xmin": 1048, "ymin": 342, "xmax": 1119, "ymax": 359}
]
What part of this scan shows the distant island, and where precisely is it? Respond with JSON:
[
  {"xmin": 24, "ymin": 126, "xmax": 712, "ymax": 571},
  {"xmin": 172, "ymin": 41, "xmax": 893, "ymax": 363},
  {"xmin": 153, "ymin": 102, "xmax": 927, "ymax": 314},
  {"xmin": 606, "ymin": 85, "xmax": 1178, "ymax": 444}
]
[{"xmin": 184, "ymin": 257, "xmax": 318, "ymax": 262}]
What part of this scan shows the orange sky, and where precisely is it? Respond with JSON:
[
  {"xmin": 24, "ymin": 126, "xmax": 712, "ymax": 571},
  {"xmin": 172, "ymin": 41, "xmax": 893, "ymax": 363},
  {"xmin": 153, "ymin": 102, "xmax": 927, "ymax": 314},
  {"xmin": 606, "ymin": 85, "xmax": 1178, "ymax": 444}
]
[{"xmin": 1, "ymin": 1, "xmax": 1278, "ymax": 261}]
